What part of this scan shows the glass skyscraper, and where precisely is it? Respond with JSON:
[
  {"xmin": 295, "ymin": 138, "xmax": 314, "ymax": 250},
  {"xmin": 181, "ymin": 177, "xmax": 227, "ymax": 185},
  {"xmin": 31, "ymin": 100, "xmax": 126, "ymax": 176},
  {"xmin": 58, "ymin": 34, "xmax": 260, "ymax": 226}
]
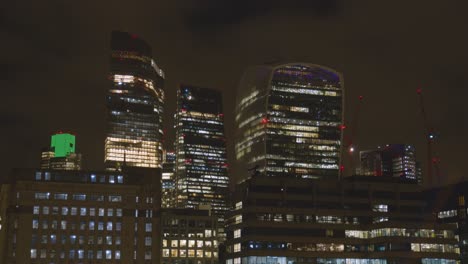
[
  {"xmin": 360, "ymin": 144, "xmax": 418, "ymax": 182},
  {"xmin": 161, "ymin": 151, "xmax": 176, "ymax": 208},
  {"xmin": 174, "ymin": 85, "xmax": 229, "ymax": 219},
  {"xmin": 105, "ymin": 31, "xmax": 165, "ymax": 170},
  {"xmin": 235, "ymin": 63, "xmax": 344, "ymax": 182}
]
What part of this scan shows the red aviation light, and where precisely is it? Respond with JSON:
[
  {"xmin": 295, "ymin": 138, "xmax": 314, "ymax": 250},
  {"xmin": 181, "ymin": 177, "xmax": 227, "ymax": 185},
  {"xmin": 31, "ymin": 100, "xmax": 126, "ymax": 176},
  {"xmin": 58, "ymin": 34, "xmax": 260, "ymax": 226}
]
[
  {"xmin": 340, "ymin": 165, "xmax": 345, "ymax": 172},
  {"xmin": 261, "ymin": 118, "xmax": 269, "ymax": 124},
  {"xmin": 339, "ymin": 124, "xmax": 346, "ymax": 130}
]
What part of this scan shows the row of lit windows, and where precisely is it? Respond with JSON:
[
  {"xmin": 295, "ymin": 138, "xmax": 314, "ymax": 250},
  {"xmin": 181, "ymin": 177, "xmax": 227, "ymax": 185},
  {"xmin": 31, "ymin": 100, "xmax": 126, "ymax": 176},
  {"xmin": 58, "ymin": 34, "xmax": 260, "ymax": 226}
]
[
  {"xmin": 271, "ymin": 85, "xmax": 339, "ymax": 96},
  {"xmin": 274, "ymin": 80, "xmax": 341, "ymax": 91},
  {"xmin": 411, "ymin": 243, "xmax": 458, "ymax": 253},
  {"xmin": 31, "ymin": 249, "xmax": 121, "ymax": 260},
  {"xmin": 228, "ymin": 257, "xmax": 386, "ymax": 264},
  {"xmin": 163, "ymin": 239, "xmax": 216, "ymax": 248},
  {"xmin": 34, "ymin": 194, "xmax": 122, "ymax": 202},
  {"xmin": 346, "ymin": 229, "xmax": 455, "ymax": 239},
  {"xmin": 32, "ymin": 234, "xmax": 122, "ymax": 245},
  {"xmin": 33, "ymin": 206, "xmax": 123, "ymax": 216},
  {"xmin": 162, "ymin": 249, "xmax": 216, "ymax": 258},
  {"xmin": 32, "ymin": 219, "xmax": 121, "ymax": 231},
  {"xmin": 234, "ymin": 242, "xmax": 344, "ymax": 252}
]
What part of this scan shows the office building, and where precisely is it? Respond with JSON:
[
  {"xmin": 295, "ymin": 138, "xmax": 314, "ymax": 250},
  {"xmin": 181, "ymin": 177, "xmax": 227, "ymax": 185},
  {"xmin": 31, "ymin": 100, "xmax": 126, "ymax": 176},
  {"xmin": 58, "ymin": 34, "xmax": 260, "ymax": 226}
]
[
  {"xmin": 174, "ymin": 85, "xmax": 229, "ymax": 222},
  {"xmin": 40, "ymin": 132, "xmax": 82, "ymax": 171},
  {"xmin": 162, "ymin": 151, "xmax": 176, "ymax": 208},
  {"xmin": 235, "ymin": 63, "xmax": 344, "ymax": 182},
  {"xmin": 0, "ymin": 168, "xmax": 162, "ymax": 263},
  {"xmin": 225, "ymin": 175, "xmax": 460, "ymax": 264},
  {"xmin": 161, "ymin": 208, "xmax": 219, "ymax": 264},
  {"xmin": 105, "ymin": 31, "xmax": 165, "ymax": 170},
  {"xmin": 425, "ymin": 181, "xmax": 468, "ymax": 263},
  {"xmin": 360, "ymin": 144, "xmax": 418, "ymax": 182}
]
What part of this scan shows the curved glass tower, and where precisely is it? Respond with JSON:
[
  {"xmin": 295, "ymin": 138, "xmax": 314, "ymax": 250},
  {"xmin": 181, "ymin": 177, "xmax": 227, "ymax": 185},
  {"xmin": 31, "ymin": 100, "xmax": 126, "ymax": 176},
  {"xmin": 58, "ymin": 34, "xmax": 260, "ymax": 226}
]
[
  {"xmin": 235, "ymin": 63, "xmax": 344, "ymax": 182},
  {"xmin": 105, "ymin": 31, "xmax": 165, "ymax": 169}
]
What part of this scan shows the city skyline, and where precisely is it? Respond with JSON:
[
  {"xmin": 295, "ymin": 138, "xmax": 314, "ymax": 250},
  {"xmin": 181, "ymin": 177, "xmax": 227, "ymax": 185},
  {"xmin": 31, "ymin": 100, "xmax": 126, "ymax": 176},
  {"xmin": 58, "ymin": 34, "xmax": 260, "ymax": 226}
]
[{"xmin": 2, "ymin": 1, "xmax": 467, "ymax": 186}]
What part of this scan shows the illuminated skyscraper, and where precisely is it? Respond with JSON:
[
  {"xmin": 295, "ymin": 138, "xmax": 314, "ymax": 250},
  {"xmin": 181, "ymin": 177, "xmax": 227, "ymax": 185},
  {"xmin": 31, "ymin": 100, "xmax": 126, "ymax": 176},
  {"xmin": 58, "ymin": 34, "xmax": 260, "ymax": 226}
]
[
  {"xmin": 360, "ymin": 144, "xmax": 418, "ymax": 182},
  {"xmin": 235, "ymin": 63, "xmax": 344, "ymax": 182},
  {"xmin": 174, "ymin": 85, "xmax": 229, "ymax": 220},
  {"xmin": 105, "ymin": 31, "xmax": 165, "ymax": 170}
]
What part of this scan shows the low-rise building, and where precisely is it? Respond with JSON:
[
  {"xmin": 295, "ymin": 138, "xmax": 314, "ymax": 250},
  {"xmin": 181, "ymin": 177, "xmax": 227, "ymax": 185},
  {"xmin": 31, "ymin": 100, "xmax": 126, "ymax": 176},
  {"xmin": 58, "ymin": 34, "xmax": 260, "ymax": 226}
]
[
  {"xmin": 425, "ymin": 181, "xmax": 468, "ymax": 263},
  {"xmin": 0, "ymin": 167, "xmax": 161, "ymax": 264},
  {"xmin": 225, "ymin": 175, "xmax": 460, "ymax": 264},
  {"xmin": 161, "ymin": 208, "xmax": 220, "ymax": 264}
]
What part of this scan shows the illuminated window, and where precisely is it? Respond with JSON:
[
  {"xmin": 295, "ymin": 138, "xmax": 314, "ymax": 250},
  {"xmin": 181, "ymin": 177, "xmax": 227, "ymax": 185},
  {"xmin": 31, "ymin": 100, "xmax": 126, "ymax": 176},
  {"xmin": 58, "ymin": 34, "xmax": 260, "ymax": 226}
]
[
  {"xmin": 145, "ymin": 223, "xmax": 152, "ymax": 232},
  {"xmin": 171, "ymin": 240, "xmax": 178, "ymax": 247},
  {"xmin": 109, "ymin": 195, "xmax": 122, "ymax": 202},
  {"xmin": 73, "ymin": 194, "xmax": 86, "ymax": 201},
  {"xmin": 188, "ymin": 250, "xmax": 195, "ymax": 257},
  {"xmin": 32, "ymin": 220, "xmax": 39, "ymax": 229},
  {"xmin": 180, "ymin": 240, "xmax": 187, "ymax": 247},
  {"xmin": 61, "ymin": 220, "xmax": 67, "ymax": 230},
  {"xmin": 54, "ymin": 193, "xmax": 68, "ymax": 200},
  {"xmin": 234, "ymin": 243, "xmax": 241, "ymax": 252},
  {"xmin": 106, "ymin": 250, "xmax": 112, "ymax": 260},
  {"xmin": 35, "ymin": 192, "xmax": 49, "ymax": 200},
  {"xmin": 106, "ymin": 236, "xmax": 112, "ymax": 245}
]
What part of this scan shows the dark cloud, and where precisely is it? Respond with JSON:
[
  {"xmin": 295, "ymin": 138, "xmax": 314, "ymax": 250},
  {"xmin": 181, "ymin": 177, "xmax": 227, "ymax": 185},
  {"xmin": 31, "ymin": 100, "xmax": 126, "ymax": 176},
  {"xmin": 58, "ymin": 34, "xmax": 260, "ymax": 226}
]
[{"xmin": 181, "ymin": 0, "xmax": 343, "ymax": 29}]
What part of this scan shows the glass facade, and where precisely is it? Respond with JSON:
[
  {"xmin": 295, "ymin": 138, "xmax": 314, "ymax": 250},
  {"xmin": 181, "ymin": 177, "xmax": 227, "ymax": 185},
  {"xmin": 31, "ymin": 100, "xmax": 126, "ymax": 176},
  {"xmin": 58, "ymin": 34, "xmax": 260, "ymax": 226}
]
[
  {"xmin": 162, "ymin": 151, "xmax": 176, "ymax": 208},
  {"xmin": 235, "ymin": 63, "xmax": 343, "ymax": 181},
  {"xmin": 105, "ymin": 31, "xmax": 165, "ymax": 169},
  {"xmin": 360, "ymin": 144, "xmax": 417, "ymax": 181},
  {"xmin": 174, "ymin": 85, "xmax": 229, "ymax": 219}
]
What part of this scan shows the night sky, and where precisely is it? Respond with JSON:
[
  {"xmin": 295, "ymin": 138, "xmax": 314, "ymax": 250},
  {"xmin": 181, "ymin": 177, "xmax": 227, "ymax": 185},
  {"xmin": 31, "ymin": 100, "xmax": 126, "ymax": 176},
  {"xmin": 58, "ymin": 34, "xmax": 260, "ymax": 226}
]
[{"xmin": 2, "ymin": 1, "xmax": 467, "ymax": 186}]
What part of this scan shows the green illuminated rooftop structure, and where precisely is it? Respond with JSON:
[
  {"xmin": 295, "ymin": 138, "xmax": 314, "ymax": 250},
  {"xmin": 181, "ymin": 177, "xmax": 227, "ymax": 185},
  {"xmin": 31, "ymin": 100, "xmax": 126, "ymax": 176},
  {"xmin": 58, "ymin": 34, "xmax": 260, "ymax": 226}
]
[{"xmin": 50, "ymin": 132, "xmax": 75, "ymax": 157}]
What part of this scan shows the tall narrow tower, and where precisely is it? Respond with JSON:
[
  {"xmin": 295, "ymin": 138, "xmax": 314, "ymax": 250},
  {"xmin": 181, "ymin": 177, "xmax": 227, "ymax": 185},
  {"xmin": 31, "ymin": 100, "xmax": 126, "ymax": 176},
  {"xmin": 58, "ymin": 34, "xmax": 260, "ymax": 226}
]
[
  {"xmin": 105, "ymin": 31, "xmax": 165, "ymax": 169},
  {"xmin": 174, "ymin": 85, "xmax": 229, "ymax": 218},
  {"xmin": 235, "ymin": 63, "xmax": 344, "ymax": 182}
]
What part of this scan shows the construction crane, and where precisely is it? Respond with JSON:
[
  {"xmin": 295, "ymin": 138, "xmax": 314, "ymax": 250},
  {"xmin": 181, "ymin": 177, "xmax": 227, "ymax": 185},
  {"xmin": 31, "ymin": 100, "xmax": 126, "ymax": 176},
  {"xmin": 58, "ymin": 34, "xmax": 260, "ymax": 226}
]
[
  {"xmin": 416, "ymin": 88, "xmax": 440, "ymax": 186},
  {"xmin": 339, "ymin": 95, "xmax": 364, "ymax": 177}
]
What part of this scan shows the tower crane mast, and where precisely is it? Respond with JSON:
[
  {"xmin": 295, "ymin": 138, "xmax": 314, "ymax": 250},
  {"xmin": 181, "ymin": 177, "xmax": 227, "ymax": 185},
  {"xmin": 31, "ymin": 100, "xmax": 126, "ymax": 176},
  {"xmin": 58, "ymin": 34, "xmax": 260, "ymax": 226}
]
[{"xmin": 416, "ymin": 88, "xmax": 440, "ymax": 186}]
